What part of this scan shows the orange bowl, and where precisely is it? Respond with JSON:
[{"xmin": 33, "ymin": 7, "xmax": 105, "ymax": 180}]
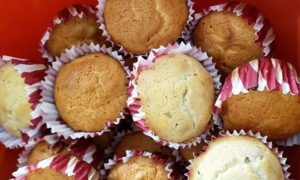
[{"xmin": 0, "ymin": 0, "xmax": 299, "ymax": 179}]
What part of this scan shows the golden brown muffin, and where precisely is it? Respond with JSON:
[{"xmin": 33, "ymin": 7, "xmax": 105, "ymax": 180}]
[
  {"xmin": 0, "ymin": 62, "xmax": 32, "ymax": 137},
  {"xmin": 94, "ymin": 132, "xmax": 113, "ymax": 150},
  {"xmin": 114, "ymin": 132, "xmax": 173, "ymax": 157},
  {"xmin": 46, "ymin": 16, "xmax": 106, "ymax": 58},
  {"xmin": 137, "ymin": 53, "xmax": 215, "ymax": 143},
  {"xmin": 192, "ymin": 11, "xmax": 264, "ymax": 76},
  {"xmin": 26, "ymin": 168, "xmax": 74, "ymax": 180},
  {"xmin": 104, "ymin": 0, "xmax": 188, "ymax": 55},
  {"xmin": 54, "ymin": 53, "xmax": 128, "ymax": 132},
  {"xmin": 28, "ymin": 141, "xmax": 70, "ymax": 165},
  {"xmin": 179, "ymin": 142, "xmax": 205, "ymax": 161},
  {"xmin": 189, "ymin": 136, "xmax": 284, "ymax": 180},
  {"xmin": 221, "ymin": 90, "xmax": 300, "ymax": 140},
  {"xmin": 108, "ymin": 155, "xmax": 169, "ymax": 180}
]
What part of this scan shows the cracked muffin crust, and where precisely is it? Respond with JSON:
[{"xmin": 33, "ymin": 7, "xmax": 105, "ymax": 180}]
[
  {"xmin": 192, "ymin": 11, "xmax": 264, "ymax": 76},
  {"xmin": 0, "ymin": 62, "xmax": 32, "ymax": 137},
  {"xmin": 107, "ymin": 155, "xmax": 170, "ymax": 180},
  {"xmin": 137, "ymin": 53, "xmax": 215, "ymax": 143},
  {"xmin": 54, "ymin": 53, "xmax": 127, "ymax": 132},
  {"xmin": 46, "ymin": 16, "xmax": 106, "ymax": 58},
  {"xmin": 104, "ymin": 0, "xmax": 189, "ymax": 55},
  {"xmin": 189, "ymin": 136, "xmax": 284, "ymax": 180},
  {"xmin": 221, "ymin": 90, "xmax": 300, "ymax": 141}
]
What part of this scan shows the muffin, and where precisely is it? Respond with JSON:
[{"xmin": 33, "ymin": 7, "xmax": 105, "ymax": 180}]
[
  {"xmin": 192, "ymin": 2, "xmax": 274, "ymax": 76},
  {"xmin": 103, "ymin": 0, "xmax": 189, "ymax": 55},
  {"xmin": 188, "ymin": 136, "xmax": 284, "ymax": 180},
  {"xmin": 137, "ymin": 53, "xmax": 215, "ymax": 143},
  {"xmin": 179, "ymin": 142, "xmax": 205, "ymax": 161},
  {"xmin": 107, "ymin": 154, "xmax": 170, "ymax": 180},
  {"xmin": 54, "ymin": 53, "xmax": 127, "ymax": 132},
  {"xmin": 27, "ymin": 168, "xmax": 74, "ymax": 180},
  {"xmin": 44, "ymin": 5, "xmax": 106, "ymax": 58},
  {"xmin": 114, "ymin": 132, "xmax": 173, "ymax": 157},
  {"xmin": 0, "ymin": 62, "xmax": 32, "ymax": 137},
  {"xmin": 214, "ymin": 58, "xmax": 300, "ymax": 141},
  {"xmin": 94, "ymin": 131, "xmax": 113, "ymax": 150}
]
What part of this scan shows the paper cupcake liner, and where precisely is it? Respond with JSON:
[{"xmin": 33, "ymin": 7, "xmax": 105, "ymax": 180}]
[
  {"xmin": 127, "ymin": 42, "xmax": 222, "ymax": 149},
  {"xmin": 96, "ymin": 0, "xmax": 195, "ymax": 56},
  {"xmin": 184, "ymin": 1, "xmax": 275, "ymax": 57},
  {"xmin": 185, "ymin": 130, "xmax": 291, "ymax": 180},
  {"xmin": 0, "ymin": 56, "xmax": 47, "ymax": 148},
  {"xmin": 40, "ymin": 4, "xmax": 103, "ymax": 62},
  {"xmin": 213, "ymin": 58, "xmax": 300, "ymax": 146},
  {"xmin": 17, "ymin": 134, "xmax": 103, "ymax": 171},
  {"xmin": 13, "ymin": 155, "xmax": 101, "ymax": 180},
  {"xmin": 40, "ymin": 43, "xmax": 130, "ymax": 139},
  {"xmin": 102, "ymin": 150, "xmax": 183, "ymax": 180}
]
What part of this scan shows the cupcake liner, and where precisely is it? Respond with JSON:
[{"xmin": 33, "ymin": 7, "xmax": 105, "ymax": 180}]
[
  {"xmin": 40, "ymin": 4, "xmax": 102, "ymax": 62},
  {"xmin": 12, "ymin": 155, "xmax": 101, "ymax": 180},
  {"xmin": 17, "ymin": 134, "xmax": 103, "ymax": 170},
  {"xmin": 184, "ymin": 1, "xmax": 275, "ymax": 57},
  {"xmin": 213, "ymin": 58, "xmax": 300, "ymax": 146},
  {"xmin": 0, "ymin": 56, "xmax": 47, "ymax": 148},
  {"xmin": 185, "ymin": 130, "xmax": 291, "ymax": 180},
  {"xmin": 40, "ymin": 43, "xmax": 130, "ymax": 139},
  {"xmin": 96, "ymin": 0, "xmax": 195, "ymax": 56},
  {"xmin": 102, "ymin": 150, "xmax": 183, "ymax": 180},
  {"xmin": 127, "ymin": 42, "xmax": 221, "ymax": 149}
]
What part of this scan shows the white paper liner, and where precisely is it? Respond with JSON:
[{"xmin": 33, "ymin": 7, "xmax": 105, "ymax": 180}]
[
  {"xmin": 127, "ymin": 42, "xmax": 221, "ymax": 149},
  {"xmin": 40, "ymin": 4, "xmax": 104, "ymax": 62},
  {"xmin": 0, "ymin": 56, "xmax": 47, "ymax": 148},
  {"xmin": 12, "ymin": 155, "xmax": 101, "ymax": 180},
  {"xmin": 96, "ymin": 0, "xmax": 195, "ymax": 56},
  {"xmin": 17, "ymin": 134, "xmax": 103, "ymax": 171},
  {"xmin": 184, "ymin": 1, "xmax": 275, "ymax": 57},
  {"xmin": 185, "ymin": 130, "xmax": 291, "ymax": 180},
  {"xmin": 40, "ymin": 43, "xmax": 130, "ymax": 139},
  {"xmin": 102, "ymin": 150, "xmax": 183, "ymax": 179},
  {"xmin": 213, "ymin": 58, "xmax": 300, "ymax": 146}
]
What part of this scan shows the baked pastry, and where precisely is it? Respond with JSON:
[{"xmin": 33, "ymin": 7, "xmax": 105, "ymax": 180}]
[
  {"xmin": 27, "ymin": 168, "xmax": 74, "ymax": 180},
  {"xmin": 54, "ymin": 53, "xmax": 127, "ymax": 132},
  {"xmin": 46, "ymin": 16, "xmax": 105, "ymax": 58},
  {"xmin": 221, "ymin": 90, "xmax": 300, "ymax": 140},
  {"xmin": 137, "ymin": 53, "xmax": 215, "ymax": 143},
  {"xmin": 114, "ymin": 132, "xmax": 173, "ymax": 157},
  {"xmin": 179, "ymin": 142, "xmax": 205, "ymax": 161},
  {"xmin": 0, "ymin": 62, "xmax": 32, "ymax": 137},
  {"xmin": 189, "ymin": 136, "xmax": 284, "ymax": 179},
  {"xmin": 104, "ymin": 0, "xmax": 189, "ymax": 55},
  {"xmin": 107, "ymin": 155, "xmax": 170, "ymax": 180},
  {"xmin": 192, "ymin": 11, "xmax": 264, "ymax": 76},
  {"xmin": 28, "ymin": 141, "xmax": 70, "ymax": 165}
]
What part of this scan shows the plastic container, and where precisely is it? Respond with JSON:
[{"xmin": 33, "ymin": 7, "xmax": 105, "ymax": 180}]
[{"xmin": 0, "ymin": 0, "xmax": 299, "ymax": 179}]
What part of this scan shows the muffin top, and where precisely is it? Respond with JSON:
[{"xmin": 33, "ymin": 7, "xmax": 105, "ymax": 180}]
[
  {"xmin": 54, "ymin": 53, "xmax": 128, "ymax": 132},
  {"xmin": 28, "ymin": 141, "xmax": 70, "ymax": 165},
  {"xmin": 26, "ymin": 167, "xmax": 74, "ymax": 180},
  {"xmin": 114, "ymin": 132, "xmax": 173, "ymax": 157},
  {"xmin": 137, "ymin": 53, "xmax": 215, "ymax": 143},
  {"xmin": 46, "ymin": 16, "xmax": 106, "ymax": 58},
  {"xmin": 0, "ymin": 62, "xmax": 32, "ymax": 137},
  {"xmin": 104, "ymin": 0, "xmax": 188, "ymax": 55},
  {"xmin": 189, "ymin": 136, "xmax": 284, "ymax": 180},
  {"xmin": 221, "ymin": 90, "xmax": 300, "ymax": 140},
  {"xmin": 108, "ymin": 155, "xmax": 169, "ymax": 180},
  {"xmin": 192, "ymin": 11, "xmax": 264, "ymax": 76}
]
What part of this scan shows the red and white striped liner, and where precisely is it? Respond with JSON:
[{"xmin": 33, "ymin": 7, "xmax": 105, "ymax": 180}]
[
  {"xmin": 96, "ymin": 0, "xmax": 195, "ymax": 56},
  {"xmin": 213, "ymin": 58, "xmax": 300, "ymax": 146},
  {"xmin": 0, "ymin": 56, "xmax": 47, "ymax": 148},
  {"xmin": 13, "ymin": 155, "xmax": 101, "ymax": 180},
  {"xmin": 40, "ymin": 4, "xmax": 102, "ymax": 62},
  {"xmin": 102, "ymin": 150, "xmax": 183, "ymax": 179},
  {"xmin": 40, "ymin": 43, "xmax": 130, "ymax": 139},
  {"xmin": 127, "ymin": 42, "xmax": 221, "ymax": 150},
  {"xmin": 185, "ymin": 1, "xmax": 275, "ymax": 57},
  {"xmin": 185, "ymin": 130, "xmax": 291, "ymax": 180},
  {"xmin": 17, "ymin": 134, "xmax": 103, "ymax": 170}
]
